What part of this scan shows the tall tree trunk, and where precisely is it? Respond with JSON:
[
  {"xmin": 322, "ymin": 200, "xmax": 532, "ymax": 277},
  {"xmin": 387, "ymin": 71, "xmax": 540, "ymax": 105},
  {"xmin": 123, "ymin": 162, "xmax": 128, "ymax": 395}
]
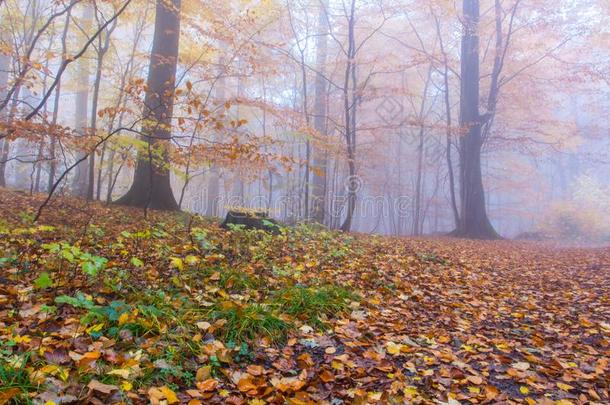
[
  {"xmin": 47, "ymin": 7, "xmax": 72, "ymax": 192},
  {"xmin": 0, "ymin": 48, "xmax": 10, "ymax": 187},
  {"xmin": 434, "ymin": 13, "xmax": 460, "ymax": 229},
  {"xmin": 340, "ymin": 0, "xmax": 357, "ymax": 232},
  {"xmin": 115, "ymin": 0, "xmax": 181, "ymax": 210},
  {"xmin": 205, "ymin": 59, "xmax": 225, "ymax": 217},
  {"xmin": 104, "ymin": 8, "xmax": 147, "ymax": 202},
  {"xmin": 455, "ymin": 0, "xmax": 499, "ymax": 239},
  {"xmin": 71, "ymin": 4, "xmax": 93, "ymax": 198},
  {"xmin": 0, "ymin": 88, "xmax": 20, "ymax": 187},
  {"xmin": 310, "ymin": 0, "xmax": 329, "ymax": 224},
  {"xmin": 88, "ymin": 17, "xmax": 116, "ymax": 200},
  {"xmin": 412, "ymin": 65, "xmax": 433, "ymax": 235}
]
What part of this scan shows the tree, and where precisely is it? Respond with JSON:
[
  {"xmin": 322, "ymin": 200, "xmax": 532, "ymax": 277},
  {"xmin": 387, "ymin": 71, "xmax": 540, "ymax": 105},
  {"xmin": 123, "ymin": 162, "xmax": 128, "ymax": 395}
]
[
  {"xmin": 87, "ymin": 5, "xmax": 118, "ymax": 200},
  {"xmin": 0, "ymin": 32, "xmax": 9, "ymax": 187},
  {"xmin": 71, "ymin": 3, "xmax": 93, "ymax": 198},
  {"xmin": 115, "ymin": 0, "xmax": 181, "ymax": 210},
  {"xmin": 310, "ymin": 0, "xmax": 329, "ymax": 224},
  {"xmin": 453, "ymin": 0, "xmax": 500, "ymax": 239}
]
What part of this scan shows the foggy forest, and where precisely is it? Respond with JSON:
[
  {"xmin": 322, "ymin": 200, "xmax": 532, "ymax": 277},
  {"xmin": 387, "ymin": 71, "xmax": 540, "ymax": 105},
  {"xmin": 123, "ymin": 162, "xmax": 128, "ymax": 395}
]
[{"xmin": 0, "ymin": 0, "xmax": 608, "ymax": 404}]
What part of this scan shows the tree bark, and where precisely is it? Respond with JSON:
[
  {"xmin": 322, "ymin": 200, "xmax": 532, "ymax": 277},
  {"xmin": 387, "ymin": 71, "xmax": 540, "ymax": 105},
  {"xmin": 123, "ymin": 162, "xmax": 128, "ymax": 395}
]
[
  {"xmin": 206, "ymin": 58, "xmax": 226, "ymax": 217},
  {"xmin": 340, "ymin": 0, "xmax": 358, "ymax": 232},
  {"xmin": 71, "ymin": 3, "xmax": 93, "ymax": 198},
  {"xmin": 0, "ymin": 48, "xmax": 10, "ymax": 187},
  {"xmin": 115, "ymin": 0, "xmax": 181, "ymax": 210},
  {"xmin": 310, "ymin": 0, "xmax": 329, "ymax": 224},
  {"xmin": 454, "ymin": 0, "xmax": 500, "ymax": 239},
  {"xmin": 89, "ymin": 16, "xmax": 117, "ymax": 200}
]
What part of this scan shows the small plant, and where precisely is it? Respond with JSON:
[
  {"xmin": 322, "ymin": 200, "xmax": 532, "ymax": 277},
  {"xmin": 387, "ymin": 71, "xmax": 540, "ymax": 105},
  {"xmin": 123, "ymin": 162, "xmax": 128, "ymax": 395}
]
[
  {"xmin": 86, "ymin": 224, "xmax": 105, "ymax": 240},
  {"xmin": 191, "ymin": 227, "xmax": 212, "ymax": 250},
  {"xmin": 217, "ymin": 269, "xmax": 261, "ymax": 291},
  {"xmin": 33, "ymin": 272, "xmax": 53, "ymax": 289},
  {"xmin": 0, "ymin": 256, "xmax": 16, "ymax": 268},
  {"xmin": 211, "ymin": 302, "xmax": 291, "ymax": 344},
  {"xmin": 272, "ymin": 284, "xmax": 355, "ymax": 328},
  {"xmin": 0, "ymin": 352, "xmax": 36, "ymax": 401},
  {"xmin": 54, "ymin": 292, "xmax": 170, "ymax": 338},
  {"xmin": 226, "ymin": 223, "xmax": 247, "ymax": 233},
  {"xmin": 417, "ymin": 252, "xmax": 448, "ymax": 265},
  {"xmin": 17, "ymin": 211, "xmax": 34, "ymax": 224},
  {"xmin": 42, "ymin": 242, "xmax": 108, "ymax": 277}
]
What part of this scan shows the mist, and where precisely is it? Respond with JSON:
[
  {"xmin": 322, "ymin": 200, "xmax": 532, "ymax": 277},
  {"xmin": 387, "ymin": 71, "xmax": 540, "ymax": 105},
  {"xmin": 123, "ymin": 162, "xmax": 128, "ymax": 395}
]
[{"xmin": 1, "ymin": 0, "xmax": 608, "ymax": 243}]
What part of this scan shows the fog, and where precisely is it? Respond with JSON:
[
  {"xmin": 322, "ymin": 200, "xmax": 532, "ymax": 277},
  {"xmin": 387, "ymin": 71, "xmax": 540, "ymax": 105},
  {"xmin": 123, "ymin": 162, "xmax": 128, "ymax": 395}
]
[{"xmin": 1, "ymin": 0, "xmax": 608, "ymax": 242}]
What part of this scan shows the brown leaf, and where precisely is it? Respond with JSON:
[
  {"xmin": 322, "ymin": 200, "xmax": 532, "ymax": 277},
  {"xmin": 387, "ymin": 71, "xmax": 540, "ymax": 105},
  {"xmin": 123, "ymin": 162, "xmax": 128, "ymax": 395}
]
[{"xmin": 88, "ymin": 379, "xmax": 119, "ymax": 394}]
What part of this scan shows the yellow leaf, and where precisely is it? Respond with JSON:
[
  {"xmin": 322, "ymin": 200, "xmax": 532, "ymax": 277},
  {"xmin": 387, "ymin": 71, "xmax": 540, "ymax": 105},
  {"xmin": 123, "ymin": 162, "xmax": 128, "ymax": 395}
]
[
  {"xmin": 118, "ymin": 312, "xmax": 129, "ymax": 326},
  {"xmin": 13, "ymin": 335, "xmax": 31, "ymax": 344},
  {"xmin": 107, "ymin": 368, "xmax": 131, "ymax": 379},
  {"xmin": 185, "ymin": 255, "xmax": 199, "ymax": 265},
  {"xmin": 519, "ymin": 386, "xmax": 529, "ymax": 395},
  {"xmin": 170, "ymin": 257, "xmax": 184, "ymax": 271},
  {"xmin": 468, "ymin": 386, "xmax": 481, "ymax": 394},
  {"xmin": 121, "ymin": 381, "xmax": 133, "ymax": 391},
  {"xmin": 86, "ymin": 323, "xmax": 104, "ymax": 334},
  {"xmin": 160, "ymin": 386, "xmax": 179, "ymax": 404},
  {"xmin": 57, "ymin": 367, "xmax": 70, "ymax": 382},
  {"xmin": 556, "ymin": 382, "xmax": 573, "ymax": 391},
  {"xmin": 403, "ymin": 386, "xmax": 418, "ymax": 397},
  {"xmin": 386, "ymin": 341, "xmax": 402, "ymax": 355}
]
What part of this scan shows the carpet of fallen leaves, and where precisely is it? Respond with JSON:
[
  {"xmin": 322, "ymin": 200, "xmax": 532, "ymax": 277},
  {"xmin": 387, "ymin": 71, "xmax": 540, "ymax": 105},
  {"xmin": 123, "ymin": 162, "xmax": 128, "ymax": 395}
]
[{"xmin": 0, "ymin": 189, "xmax": 608, "ymax": 405}]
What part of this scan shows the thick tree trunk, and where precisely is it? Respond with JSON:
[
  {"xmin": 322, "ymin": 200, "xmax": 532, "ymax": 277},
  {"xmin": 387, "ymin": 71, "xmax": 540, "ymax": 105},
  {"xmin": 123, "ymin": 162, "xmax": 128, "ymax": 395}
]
[
  {"xmin": 454, "ymin": 0, "xmax": 500, "ymax": 239},
  {"xmin": 115, "ymin": 0, "xmax": 181, "ymax": 211}
]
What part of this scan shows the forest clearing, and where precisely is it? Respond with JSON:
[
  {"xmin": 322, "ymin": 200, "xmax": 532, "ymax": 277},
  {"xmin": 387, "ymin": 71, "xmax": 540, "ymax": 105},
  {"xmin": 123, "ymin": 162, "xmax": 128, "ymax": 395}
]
[{"xmin": 0, "ymin": 190, "xmax": 608, "ymax": 404}]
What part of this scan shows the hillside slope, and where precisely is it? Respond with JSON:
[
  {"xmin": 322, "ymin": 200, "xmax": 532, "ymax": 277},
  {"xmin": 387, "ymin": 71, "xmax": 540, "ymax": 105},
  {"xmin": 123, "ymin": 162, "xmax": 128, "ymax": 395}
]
[{"xmin": 0, "ymin": 190, "xmax": 608, "ymax": 404}]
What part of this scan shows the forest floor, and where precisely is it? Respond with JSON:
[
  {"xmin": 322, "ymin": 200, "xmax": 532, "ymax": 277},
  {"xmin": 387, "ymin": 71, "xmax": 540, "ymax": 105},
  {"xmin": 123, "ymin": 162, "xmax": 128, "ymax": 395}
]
[{"xmin": 0, "ymin": 189, "xmax": 608, "ymax": 405}]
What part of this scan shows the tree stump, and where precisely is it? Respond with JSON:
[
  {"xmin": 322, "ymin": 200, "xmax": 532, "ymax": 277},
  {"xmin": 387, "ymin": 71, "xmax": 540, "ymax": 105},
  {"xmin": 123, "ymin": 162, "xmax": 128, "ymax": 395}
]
[{"xmin": 221, "ymin": 210, "xmax": 280, "ymax": 233}]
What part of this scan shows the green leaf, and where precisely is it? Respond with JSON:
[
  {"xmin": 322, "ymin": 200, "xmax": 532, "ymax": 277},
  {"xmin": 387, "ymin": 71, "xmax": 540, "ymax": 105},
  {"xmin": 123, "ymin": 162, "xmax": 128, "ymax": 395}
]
[
  {"xmin": 81, "ymin": 261, "xmax": 99, "ymax": 277},
  {"xmin": 130, "ymin": 257, "xmax": 144, "ymax": 267},
  {"xmin": 34, "ymin": 272, "xmax": 53, "ymax": 289}
]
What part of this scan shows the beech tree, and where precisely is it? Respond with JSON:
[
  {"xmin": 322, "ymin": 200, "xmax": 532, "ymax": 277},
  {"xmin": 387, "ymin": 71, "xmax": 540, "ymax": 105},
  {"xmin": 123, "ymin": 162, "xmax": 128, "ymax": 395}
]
[
  {"xmin": 115, "ymin": 0, "xmax": 182, "ymax": 210},
  {"xmin": 454, "ymin": 0, "xmax": 500, "ymax": 239}
]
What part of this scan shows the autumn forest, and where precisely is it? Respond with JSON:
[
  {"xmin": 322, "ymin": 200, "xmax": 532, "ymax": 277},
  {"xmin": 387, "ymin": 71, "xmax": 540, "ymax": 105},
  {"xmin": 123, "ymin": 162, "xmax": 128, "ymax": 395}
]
[{"xmin": 0, "ymin": 0, "xmax": 608, "ymax": 404}]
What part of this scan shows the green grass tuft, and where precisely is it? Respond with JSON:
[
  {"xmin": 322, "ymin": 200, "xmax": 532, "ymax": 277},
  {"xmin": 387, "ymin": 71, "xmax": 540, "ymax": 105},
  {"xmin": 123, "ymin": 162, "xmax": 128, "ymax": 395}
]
[
  {"xmin": 0, "ymin": 353, "xmax": 37, "ymax": 403},
  {"xmin": 211, "ymin": 302, "xmax": 291, "ymax": 344},
  {"xmin": 271, "ymin": 284, "xmax": 355, "ymax": 327}
]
